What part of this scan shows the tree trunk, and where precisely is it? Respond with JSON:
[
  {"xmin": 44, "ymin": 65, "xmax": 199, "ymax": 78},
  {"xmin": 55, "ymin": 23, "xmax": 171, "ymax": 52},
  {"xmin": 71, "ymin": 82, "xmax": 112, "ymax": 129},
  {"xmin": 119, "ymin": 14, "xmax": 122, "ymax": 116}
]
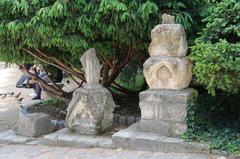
[{"xmin": 101, "ymin": 64, "xmax": 110, "ymax": 86}]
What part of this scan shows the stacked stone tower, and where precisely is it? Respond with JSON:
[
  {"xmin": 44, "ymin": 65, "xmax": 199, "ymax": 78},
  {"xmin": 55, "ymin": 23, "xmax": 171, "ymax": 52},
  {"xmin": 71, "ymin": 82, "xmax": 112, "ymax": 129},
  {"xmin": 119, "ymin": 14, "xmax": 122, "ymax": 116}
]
[{"xmin": 138, "ymin": 14, "xmax": 197, "ymax": 137}]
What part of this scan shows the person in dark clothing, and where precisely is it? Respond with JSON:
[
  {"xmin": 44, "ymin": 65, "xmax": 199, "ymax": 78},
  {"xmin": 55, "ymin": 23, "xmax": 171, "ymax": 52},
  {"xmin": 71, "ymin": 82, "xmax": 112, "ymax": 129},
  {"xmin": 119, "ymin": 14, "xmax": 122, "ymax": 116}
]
[{"xmin": 32, "ymin": 75, "xmax": 49, "ymax": 100}]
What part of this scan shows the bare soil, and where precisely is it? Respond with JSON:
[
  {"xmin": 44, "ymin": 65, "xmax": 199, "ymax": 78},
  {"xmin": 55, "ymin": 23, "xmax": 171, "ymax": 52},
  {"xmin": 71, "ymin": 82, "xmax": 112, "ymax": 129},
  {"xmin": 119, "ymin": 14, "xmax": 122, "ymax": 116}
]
[
  {"xmin": 28, "ymin": 103, "xmax": 67, "ymax": 120},
  {"xmin": 113, "ymin": 95, "xmax": 141, "ymax": 117},
  {"xmin": 28, "ymin": 95, "xmax": 141, "ymax": 121}
]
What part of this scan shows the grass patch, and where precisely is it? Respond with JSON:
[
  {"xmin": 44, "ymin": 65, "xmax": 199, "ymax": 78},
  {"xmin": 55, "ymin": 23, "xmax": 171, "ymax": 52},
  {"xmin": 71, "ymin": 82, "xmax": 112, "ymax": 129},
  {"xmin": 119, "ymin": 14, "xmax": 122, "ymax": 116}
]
[{"xmin": 41, "ymin": 98, "xmax": 66, "ymax": 107}]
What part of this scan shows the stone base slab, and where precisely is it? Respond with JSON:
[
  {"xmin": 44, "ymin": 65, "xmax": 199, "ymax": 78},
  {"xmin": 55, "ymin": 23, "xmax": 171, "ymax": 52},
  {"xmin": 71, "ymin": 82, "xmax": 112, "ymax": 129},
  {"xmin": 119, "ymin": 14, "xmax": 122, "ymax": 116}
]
[
  {"xmin": 40, "ymin": 128, "xmax": 113, "ymax": 148},
  {"xmin": 14, "ymin": 113, "xmax": 54, "ymax": 137},
  {"xmin": 139, "ymin": 88, "xmax": 197, "ymax": 137},
  {"xmin": 112, "ymin": 123, "xmax": 209, "ymax": 154}
]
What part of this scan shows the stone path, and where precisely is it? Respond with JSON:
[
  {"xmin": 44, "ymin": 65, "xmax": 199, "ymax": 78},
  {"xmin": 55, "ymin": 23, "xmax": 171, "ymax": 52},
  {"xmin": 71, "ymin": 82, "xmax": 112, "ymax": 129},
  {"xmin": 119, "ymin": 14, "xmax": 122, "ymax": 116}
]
[{"xmin": 0, "ymin": 144, "xmax": 212, "ymax": 159}]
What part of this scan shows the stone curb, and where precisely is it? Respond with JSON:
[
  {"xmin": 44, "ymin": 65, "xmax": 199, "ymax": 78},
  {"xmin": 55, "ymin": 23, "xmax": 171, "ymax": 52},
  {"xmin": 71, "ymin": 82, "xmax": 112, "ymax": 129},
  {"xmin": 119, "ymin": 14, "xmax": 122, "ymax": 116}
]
[
  {"xmin": 40, "ymin": 128, "xmax": 113, "ymax": 149},
  {"xmin": 0, "ymin": 129, "xmax": 239, "ymax": 159},
  {"xmin": 112, "ymin": 123, "xmax": 210, "ymax": 154}
]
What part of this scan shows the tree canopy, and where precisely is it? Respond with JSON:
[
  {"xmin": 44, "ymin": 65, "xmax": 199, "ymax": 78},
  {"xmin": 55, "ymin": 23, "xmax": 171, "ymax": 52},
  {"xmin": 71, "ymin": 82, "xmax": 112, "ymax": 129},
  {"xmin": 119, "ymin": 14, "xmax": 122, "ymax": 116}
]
[{"xmin": 0, "ymin": 0, "xmax": 208, "ymax": 100}]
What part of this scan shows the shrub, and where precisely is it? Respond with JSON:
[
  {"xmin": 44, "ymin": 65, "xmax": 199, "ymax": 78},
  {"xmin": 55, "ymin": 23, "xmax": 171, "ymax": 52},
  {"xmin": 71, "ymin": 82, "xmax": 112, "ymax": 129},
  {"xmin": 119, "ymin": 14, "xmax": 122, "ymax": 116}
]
[
  {"xmin": 190, "ymin": 40, "xmax": 240, "ymax": 95},
  {"xmin": 190, "ymin": 0, "xmax": 240, "ymax": 95}
]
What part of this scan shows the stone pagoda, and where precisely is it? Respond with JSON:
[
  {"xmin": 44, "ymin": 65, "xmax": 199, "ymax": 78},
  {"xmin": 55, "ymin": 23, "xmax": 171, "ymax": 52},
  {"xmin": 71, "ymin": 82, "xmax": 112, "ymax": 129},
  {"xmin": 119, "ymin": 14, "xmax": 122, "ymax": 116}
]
[{"xmin": 138, "ymin": 14, "xmax": 197, "ymax": 137}]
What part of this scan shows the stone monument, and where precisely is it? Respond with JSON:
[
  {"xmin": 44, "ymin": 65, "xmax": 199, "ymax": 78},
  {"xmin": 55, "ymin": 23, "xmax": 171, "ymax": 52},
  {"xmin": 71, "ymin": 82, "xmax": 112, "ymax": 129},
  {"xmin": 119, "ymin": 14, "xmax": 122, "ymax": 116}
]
[
  {"xmin": 65, "ymin": 48, "xmax": 116, "ymax": 135},
  {"xmin": 112, "ymin": 14, "xmax": 206, "ymax": 153},
  {"xmin": 139, "ymin": 14, "xmax": 197, "ymax": 137}
]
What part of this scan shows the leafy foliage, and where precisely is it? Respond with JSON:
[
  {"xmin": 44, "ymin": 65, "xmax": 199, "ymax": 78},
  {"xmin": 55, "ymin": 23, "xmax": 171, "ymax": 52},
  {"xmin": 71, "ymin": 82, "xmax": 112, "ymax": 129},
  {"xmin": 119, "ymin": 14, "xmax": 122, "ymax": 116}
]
[
  {"xmin": 191, "ymin": 40, "xmax": 240, "ymax": 95},
  {"xmin": 116, "ymin": 66, "xmax": 145, "ymax": 92},
  {"xmin": 183, "ymin": 93, "xmax": 240, "ymax": 154},
  {"xmin": 190, "ymin": 0, "xmax": 240, "ymax": 95},
  {"xmin": 0, "ymin": 0, "xmax": 209, "ymax": 98},
  {"xmin": 197, "ymin": 0, "xmax": 240, "ymax": 43},
  {"xmin": 0, "ymin": 0, "xmax": 207, "ymax": 63}
]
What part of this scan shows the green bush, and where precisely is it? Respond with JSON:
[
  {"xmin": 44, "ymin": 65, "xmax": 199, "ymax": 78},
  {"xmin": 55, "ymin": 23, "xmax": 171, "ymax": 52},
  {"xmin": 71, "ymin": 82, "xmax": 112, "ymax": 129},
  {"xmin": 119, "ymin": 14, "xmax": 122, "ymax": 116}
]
[
  {"xmin": 190, "ymin": 0, "xmax": 240, "ymax": 95},
  {"xmin": 190, "ymin": 40, "xmax": 240, "ymax": 95},
  {"xmin": 183, "ymin": 93, "xmax": 240, "ymax": 154}
]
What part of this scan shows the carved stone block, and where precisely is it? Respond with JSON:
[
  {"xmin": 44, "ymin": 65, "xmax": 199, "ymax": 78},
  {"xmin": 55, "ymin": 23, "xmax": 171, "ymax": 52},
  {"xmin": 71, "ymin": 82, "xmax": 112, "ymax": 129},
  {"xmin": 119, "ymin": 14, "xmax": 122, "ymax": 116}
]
[
  {"xmin": 148, "ymin": 24, "xmax": 187, "ymax": 57},
  {"xmin": 65, "ymin": 86, "xmax": 116, "ymax": 135},
  {"xmin": 14, "ymin": 113, "xmax": 54, "ymax": 137},
  {"xmin": 143, "ymin": 57, "xmax": 192, "ymax": 90}
]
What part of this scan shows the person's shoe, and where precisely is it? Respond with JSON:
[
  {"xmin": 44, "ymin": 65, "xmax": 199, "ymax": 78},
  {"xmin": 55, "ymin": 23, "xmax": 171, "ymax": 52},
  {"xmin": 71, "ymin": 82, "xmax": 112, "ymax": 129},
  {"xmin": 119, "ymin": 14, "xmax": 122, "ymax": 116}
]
[
  {"xmin": 17, "ymin": 97, "xmax": 24, "ymax": 103},
  {"xmin": 16, "ymin": 85, "xmax": 25, "ymax": 88},
  {"xmin": 32, "ymin": 96, "xmax": 41, "ymax": 100},
  {"xmin": 25, "ymin": 83, "xmax": 32, "ymax": 88},
  {"xmin": 28, "ymin": 93, "xmax": 36, "ymax": 97},
  {"xmin": 15, "ymin": 92, "xmax": 21, "ymax": 98}
]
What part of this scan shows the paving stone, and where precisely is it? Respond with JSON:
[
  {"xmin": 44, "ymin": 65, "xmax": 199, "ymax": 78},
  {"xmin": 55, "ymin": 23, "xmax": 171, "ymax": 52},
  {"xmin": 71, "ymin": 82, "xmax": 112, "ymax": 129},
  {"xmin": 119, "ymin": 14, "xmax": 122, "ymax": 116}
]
[
  {"xmin": 0, "ymin": 130, "xmax": 33, "ymax": 144},
  {"xmin": 0, "ymin": 145, "xmax": 51, "ymax": 159},
  {"xmin": 0, "ymin": 130, "xmax": 13, "ymax": 139},
  {"xmin": 112, "ymin": 126, "xmax": 137, "ymax": 148},
  {"xmin": 0, "ymin": 144, "xmax": 235, "ymax": 159},
  {"xmin": 41, "ymin": 128, "xmax": 113, "ymax": 148}
]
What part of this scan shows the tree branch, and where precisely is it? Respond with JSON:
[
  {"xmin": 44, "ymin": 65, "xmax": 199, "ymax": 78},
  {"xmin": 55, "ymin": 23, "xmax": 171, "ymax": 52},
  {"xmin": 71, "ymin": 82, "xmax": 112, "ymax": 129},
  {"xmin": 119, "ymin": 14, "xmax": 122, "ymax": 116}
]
[
  {"xmin": 43, "ymin": 67, "xmax": 62, "ymax": 91},
  {"xmin": 112, "ymin": 82, "xmax": 139, "ymax": 95},
  {"xmin": 105, "ymin": 49, "xmax": 132, "ymax": 87},
  {"xmin": 22, "ymin": 48, "xmax": 85, "ymax": 81},
  {"xmin": 19, "ymin": 64, "xmax": 71, "ymax": 102},
  {"xmin": 35, "ymin": 48, "xmax": 84, "ymax": 77},
  {"xmin": 101, "ymin": 64, "xmax": 110, "ymax": 86}
]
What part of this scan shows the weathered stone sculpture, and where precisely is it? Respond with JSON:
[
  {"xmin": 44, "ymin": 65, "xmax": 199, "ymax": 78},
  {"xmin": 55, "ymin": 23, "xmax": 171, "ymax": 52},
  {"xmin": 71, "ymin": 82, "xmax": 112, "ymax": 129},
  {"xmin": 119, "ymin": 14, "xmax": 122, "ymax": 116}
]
[
  {"xmin": 65, "ymin": 48, "xmax": 115, "ymax": 135},
  {"xmin": 148, "ymin": 14, "xmax": 188, "ymax": 58},
  {"xmin": 80, "ymin": 48, "xmax": 101, "ymax": 86},
  {"xmin": 139, "ymin": 14, "xmax": 197, "ymax": 137},
  {"xmin": 145, "ymin": 14, "xmax": 191, "ymax": 90},
  {"xmin": 144, "ymin": 57, "xmax": 192, "ymax": 90}
]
